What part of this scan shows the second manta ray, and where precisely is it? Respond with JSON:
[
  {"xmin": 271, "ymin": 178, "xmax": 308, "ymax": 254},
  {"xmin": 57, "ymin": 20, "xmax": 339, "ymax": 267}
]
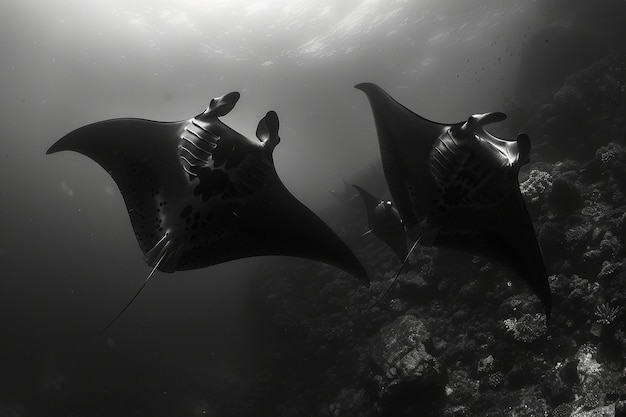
[
  {"xmin": 356, "ymin": 82, "xmax": 552, "ymax": 318},
  {"xmin": 352, "ymin": 184, "xmax": 408, "ymax": 262},
  {"xmin": 47, "ymin": 91, "xmax": 368, "ymax": 330}
]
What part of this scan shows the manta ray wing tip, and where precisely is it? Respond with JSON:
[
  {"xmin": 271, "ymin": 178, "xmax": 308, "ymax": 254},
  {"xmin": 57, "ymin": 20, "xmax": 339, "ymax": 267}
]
[
  {"xmin": 46, "ymin": 124, "xmax": 96, "ymax": 155},
  {"xmin": 356, "ymin": 269, "xmax": 370, "ymax": 287},
  {"xmin": 46, "ymin": 138, "xmax": 65, "ymax": 155},
  {"xmin": 341, "ymin": 259, "xmax": 369, "ymax": 287},
  {"xmin": 542, "ymin": 293, "xmax": 552, "ymax": 320},
  {"xmin": 352, "ymin": 255, "xmax": 371, "ymax": 287},
  {"xmin": 354, "ymin": 82, "xmax": 376, "ymax": 92}
]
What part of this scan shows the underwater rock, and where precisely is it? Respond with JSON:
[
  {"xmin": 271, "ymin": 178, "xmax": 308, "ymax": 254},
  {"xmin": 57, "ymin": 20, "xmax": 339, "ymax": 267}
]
[
  {"xmin": 544, "ymin": 335, "xmax": 579, "ymax": 361},
  {"xmin": 550, "ymin": 274, "xmax": 598, "ymax": 322},
  {"xmin": 369, "ymin": 315, "xmax": 447, "ymax": 416},
  {"xmin": 446, "ymin": 369, "xmax": 479, "ymax": 407},
  {"xmin": 477, "ymin": 355, "xmax": 495, "ymax": 376},
  {"xmin": 397, "ymin": 273, "xmax": 433, "ymax": 305},
  {"xmin": 520, "ymin": 169, "xmax": 553, "ymax": 218},
  {"xmin": 370, "ymin": 315, "xmax": 430, "ymax": 368},
  {"xmin": 598, "ymin": 261, "xmax": 623, "ymax": 281},
  {"xmin": 506, "ymin": 353, "xmax": 550, "ymax": 389},
  {"xmin": 457, "ymin": 280, "xmax": 487, "ymax": 307},
  {"xmin": 328, "ymin": 388, "xmax": 373, "ymax": 417},
  {"xmin": 537, "ymin": 221, "xmax": 568, "ymax": 260},
  {"xmin": 560, "ymin": 359, "xmax": 581, "ymax": 386},
  {"xmin": 442, "ymin": 405, "xmax": 472, "ymax": 417},
  {"xmin": 598, "ymin": 143, "xmax": 626, "ymax": 181},
  {"xmin": 570, "ymin": 404, "xmax": 615, "ymax": 417},
  {"xmin": 565, "ymin": 223, "xmax": 594, "ymax": 255},
  {"xmin": 581, "ymin": 249, "xmax": 605, "ymax": 276},
  {"xmin": 388, "ymin": 298, "xmax": 408, "ymax": 315},
  {"xmin": 599, "ymin": 231, "xmax": 623, "ymax": 261},
  {"xmin": 590, "ymin": 322, "xmax": 604, "ymax": 338},
  {"xmin": 539, "ymin": 369, "xmax": 575, "ymax": 407},
  {"xmin": 575, "ymin": 344, "xmax": 604, "ymax": 389},
  {"xmin": 497, "ymin": 293, "xmax": 546, "ymax": 322},
  {"xmin": 618, "ymin": 212, "xmax": 626, "ymax": 238},
  {"xmin": 551, "ymin": 403, "xmax": 574, "ymax": 417},
  {"xmin": 549, "ymin": 178, "xmax": 584, "ymax": 214},
  {"xmin": 616, "ymin": 400, "xmax": 626, "ymax": 417},
  {"xmin": 501, "ymin": 389, "xmax": 549, "ymax": 417}
]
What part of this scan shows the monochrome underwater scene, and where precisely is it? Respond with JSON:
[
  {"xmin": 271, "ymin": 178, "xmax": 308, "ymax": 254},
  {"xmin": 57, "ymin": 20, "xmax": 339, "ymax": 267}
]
[{"xmin": 1, "ymin": 1, "xmax": 626, "ymax": 416}]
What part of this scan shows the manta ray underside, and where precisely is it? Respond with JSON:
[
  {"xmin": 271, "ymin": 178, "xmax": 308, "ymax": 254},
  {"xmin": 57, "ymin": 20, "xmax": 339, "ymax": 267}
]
[
  {"xmin": 356, "ymin": 82, "xmax": 552, "ymax": 318},
  {"xmin": 48, "ymin": 91, "xmax": 368, "ymax": 329}
]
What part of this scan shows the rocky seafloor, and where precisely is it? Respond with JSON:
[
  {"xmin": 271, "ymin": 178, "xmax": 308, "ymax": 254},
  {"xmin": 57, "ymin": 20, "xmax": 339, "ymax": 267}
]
[{"xmin": 236, "ymin": 50, "xmax": 626, "ymax": 417}]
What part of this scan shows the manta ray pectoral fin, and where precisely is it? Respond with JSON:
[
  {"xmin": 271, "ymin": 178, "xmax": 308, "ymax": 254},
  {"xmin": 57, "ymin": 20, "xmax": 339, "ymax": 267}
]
[
  {"xmin": 47, "ymin": 118, "xmax": 186, "ymax": 260},
  {"xmin": 502, "ymin": 190, "xmax": 552, "ymax": 318},
  {"xmin": 355, "ymin": 83, "xmax": 453, "ymax": 230},
  {"xmin": 515, "ymin": 134, "xmax": 531, "ymax": 166},
  {"xmin": 254, "ymin": 184, "xmax": 369, "ymax": 286}
]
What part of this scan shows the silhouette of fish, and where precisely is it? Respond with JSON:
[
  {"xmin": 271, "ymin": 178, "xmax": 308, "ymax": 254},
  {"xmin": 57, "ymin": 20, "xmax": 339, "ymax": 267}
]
[
  {"xmin": 352, "ymin": 184, "xmax": 408, "ymax": 262},
  {"xmin": 356, "ymin": 83, "xmax": 551, "ymax": 317},
  {"xmin": 328, "ymin": 177, "xmax": 359, "ymax": 205},
  {"xmin": 47, "ymin": 91, "xmax": 368, "ymax": 330}
]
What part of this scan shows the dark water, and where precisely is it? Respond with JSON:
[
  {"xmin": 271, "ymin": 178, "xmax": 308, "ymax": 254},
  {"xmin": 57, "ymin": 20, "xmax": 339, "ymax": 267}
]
[{"xmin": 1, "ymin": 1, "xmax": 625, "ymax": 416}]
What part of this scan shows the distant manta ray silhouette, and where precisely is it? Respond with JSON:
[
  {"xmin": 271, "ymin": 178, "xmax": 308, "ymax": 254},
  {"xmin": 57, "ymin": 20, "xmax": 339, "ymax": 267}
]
[
  {"xmin": 356, "ymin": 83, "xmax": 552, "ymax": 317},
  {"xmin": 328, "ymin": 177, "xmax": 359, "ymax": 205},
  {"xmin": 352, "ymin": 184, "xmax": 408, "ymax": 262},
  {"xmin": 47, "ymin": 91, "xmax": 368, "ymax": 331}
]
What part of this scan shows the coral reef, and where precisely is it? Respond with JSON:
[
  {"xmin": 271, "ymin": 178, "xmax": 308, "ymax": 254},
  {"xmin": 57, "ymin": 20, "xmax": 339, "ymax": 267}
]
[
  {"xmin": 503, "ymin": 314, "xmax": 547, "ymax": 344},
  {"xmin": 369, "ymin": 315, "xmax": 447, "ymax": 416}
]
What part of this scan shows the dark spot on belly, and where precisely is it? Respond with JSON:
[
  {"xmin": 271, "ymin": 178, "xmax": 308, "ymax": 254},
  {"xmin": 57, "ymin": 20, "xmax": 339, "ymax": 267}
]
[
  {"xmin": 180, "ymin": 205, "xmax": 192, "ymax": 219},
  {"xmin": 194, "ymin": 168, "xmax": 233, "ymax": 201}
]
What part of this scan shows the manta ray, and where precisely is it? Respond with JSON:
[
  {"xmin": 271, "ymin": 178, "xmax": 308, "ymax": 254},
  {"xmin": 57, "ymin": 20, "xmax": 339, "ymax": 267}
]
[
  {"xmin": 352, "ymin": 184, "xmax": 408, "ymax": 262},
  {"xmin": 328, "ymin": 177, "xmax": 359, "ymax": 205},
  {"xmin": 47, "ymin": 91, "xmax": 368, "ymax": 330},
  {"xmin": 356, "ymin": 83, "xmax": 552, "ymax": 318}
]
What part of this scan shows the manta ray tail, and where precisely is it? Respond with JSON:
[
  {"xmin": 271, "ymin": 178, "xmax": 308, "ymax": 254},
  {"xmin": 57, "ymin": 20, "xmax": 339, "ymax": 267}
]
[
  {"xmin": 367, "ymin": 235, "xmax": 422, "ymax": 310},
  {"xmin": 100, "ymin": 242, "xmax": 169, "ymax": 334},
  {"xmin": 143, "ymin": 232, "xmax": 183, "ymax": 273}
]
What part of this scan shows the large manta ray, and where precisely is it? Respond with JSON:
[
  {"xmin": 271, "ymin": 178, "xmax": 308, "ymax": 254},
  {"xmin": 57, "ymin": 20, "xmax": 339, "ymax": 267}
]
[
  {"xmin": 356, "ymin": 83, "xmax": 552, "ymax": 318},
  {"xmin": 47, "ymin": 91, "xmax": 368, "ymax": 329}
]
